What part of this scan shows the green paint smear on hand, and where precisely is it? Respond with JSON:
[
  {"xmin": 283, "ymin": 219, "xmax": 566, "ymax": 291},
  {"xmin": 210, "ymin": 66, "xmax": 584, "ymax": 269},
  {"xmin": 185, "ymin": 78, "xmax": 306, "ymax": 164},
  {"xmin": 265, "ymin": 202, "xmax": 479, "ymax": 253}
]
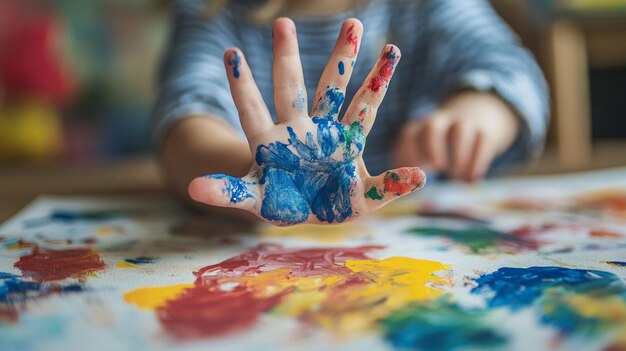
[
  {"xmin": 365, "ymin": 186, "xmax": 384, "ymax": 200},
  {"xmin": 381, "ymin": 299, "xmax": 507, "ymax": 351},
  {"xmin": 341, "ymin": 121, "xmax": 365, "ymax": 157}
]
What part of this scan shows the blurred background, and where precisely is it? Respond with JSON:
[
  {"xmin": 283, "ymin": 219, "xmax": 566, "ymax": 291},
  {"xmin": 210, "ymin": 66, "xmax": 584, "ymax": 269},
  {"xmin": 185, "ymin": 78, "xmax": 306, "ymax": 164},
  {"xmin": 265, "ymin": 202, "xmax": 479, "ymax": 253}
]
[
  {"xmin": 0, "ymin": 0, "xmax": 167, "ymax": 162},
  {"xmin": 0, "ymin": 0, "xmax": 625, "ymax": 219}
]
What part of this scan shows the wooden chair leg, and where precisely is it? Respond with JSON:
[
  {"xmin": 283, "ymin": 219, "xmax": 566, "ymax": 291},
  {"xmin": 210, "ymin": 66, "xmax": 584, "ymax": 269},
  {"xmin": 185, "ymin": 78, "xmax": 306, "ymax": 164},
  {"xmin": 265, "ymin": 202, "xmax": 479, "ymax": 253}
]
[{"xmin": 547, "ymin": 20, "xmax": 592, "ymax": 167}]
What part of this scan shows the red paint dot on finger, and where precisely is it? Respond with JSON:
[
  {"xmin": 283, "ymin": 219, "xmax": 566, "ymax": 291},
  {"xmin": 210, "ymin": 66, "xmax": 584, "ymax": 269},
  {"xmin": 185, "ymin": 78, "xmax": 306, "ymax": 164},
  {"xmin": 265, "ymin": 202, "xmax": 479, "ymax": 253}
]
[
  {"xmin": 346, "ymin": 24, "xmax": 359, "ymax": 57},
  {"xmin": 383, "ymin": 169, "xmax": 424, "ymax": 195},
  {"xmin": 367, "ymin": 47, "xmax": 399, "ymax": 92},
  {"xmin": 358, "ymin": 107, "xmax": 367, "ymax": 121}
]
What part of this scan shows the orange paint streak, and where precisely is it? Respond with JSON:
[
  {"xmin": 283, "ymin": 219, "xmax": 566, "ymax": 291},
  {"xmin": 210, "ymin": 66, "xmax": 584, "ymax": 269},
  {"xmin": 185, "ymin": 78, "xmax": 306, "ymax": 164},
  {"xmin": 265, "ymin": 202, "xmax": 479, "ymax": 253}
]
[{"xmin": 590, "ymin": 230, "xmax": 623, "ymax": 238}]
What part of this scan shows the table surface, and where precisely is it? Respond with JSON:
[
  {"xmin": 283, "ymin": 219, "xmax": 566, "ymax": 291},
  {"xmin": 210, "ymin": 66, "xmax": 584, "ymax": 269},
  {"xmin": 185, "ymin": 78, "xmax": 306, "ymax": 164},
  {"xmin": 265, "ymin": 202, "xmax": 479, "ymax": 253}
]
[
  {"xmin": 0, "ymin": 157, "xmax": 166, "ymax": 223},
  {"xmin": 3, "ymin": 147, "xmax": 626, "ymax": 223}
]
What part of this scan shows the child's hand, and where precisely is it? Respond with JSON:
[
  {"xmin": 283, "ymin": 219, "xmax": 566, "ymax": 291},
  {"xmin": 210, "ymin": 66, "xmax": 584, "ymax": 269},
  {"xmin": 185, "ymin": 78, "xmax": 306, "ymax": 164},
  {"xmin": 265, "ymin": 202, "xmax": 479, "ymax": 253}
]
[
  {"xmin": 393, "ymin": 91, "xmax": 520, "ymax": 183},
  {"xmin": 188, "ymin": 18, "xmax": 425, "ymax": 226}
]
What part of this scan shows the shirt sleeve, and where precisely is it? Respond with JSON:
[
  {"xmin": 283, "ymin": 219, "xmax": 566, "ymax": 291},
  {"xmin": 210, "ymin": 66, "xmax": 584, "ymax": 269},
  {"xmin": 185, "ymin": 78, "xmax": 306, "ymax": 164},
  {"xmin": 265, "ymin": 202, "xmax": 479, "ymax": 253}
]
[
  {"xmin": 151, "ymin": 0, "xmax": 243, "ymax": 144},
  {"xmin": 406, "ymin": 0, "xmax": 550, "ymax": 173}
]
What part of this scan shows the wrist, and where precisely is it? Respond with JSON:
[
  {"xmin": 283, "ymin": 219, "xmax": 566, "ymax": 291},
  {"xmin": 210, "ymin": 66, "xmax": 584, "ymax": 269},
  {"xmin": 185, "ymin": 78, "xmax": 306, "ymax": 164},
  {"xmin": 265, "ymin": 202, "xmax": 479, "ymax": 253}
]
[{"xmin": 160, "ymin": 116, "xmax": 253, "ymax": 197}]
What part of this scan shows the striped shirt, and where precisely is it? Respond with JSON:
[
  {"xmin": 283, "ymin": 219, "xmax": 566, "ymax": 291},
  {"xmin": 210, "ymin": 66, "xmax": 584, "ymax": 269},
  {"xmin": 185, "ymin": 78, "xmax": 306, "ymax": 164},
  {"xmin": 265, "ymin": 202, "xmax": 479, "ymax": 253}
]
[{"xmin": 153, "ymin": 0, "xmax": 549, "ymax": 176}]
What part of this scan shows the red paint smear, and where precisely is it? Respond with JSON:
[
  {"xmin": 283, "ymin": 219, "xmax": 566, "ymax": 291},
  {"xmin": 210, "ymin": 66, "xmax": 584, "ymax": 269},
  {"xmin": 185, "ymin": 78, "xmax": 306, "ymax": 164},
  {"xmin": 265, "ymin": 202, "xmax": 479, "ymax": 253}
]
[
  {"xmin": 358, "ymin": 108, "xmax": 367, "ymax": 122},
  {"xmin": 509, "ymin": 224, "xmax": 559, "ymax": 237},
  {"xmin": 368, "ymin": 47, "xmax": 399, "ymax": 93},
  {"xmin": 383, "ymin": 168, "xmax": 424, "ymax": 196},
  {"xmin": 157, "ymin": 284, "xmax": 288, "ymax": 339},
  {"xmin": 345, "ymin": 24, "xmax": 358, "ymax": 57},
  {"xmin": 14, "ymin": 247, "xmax": 105, "ymax": 282},
  {"xmin": 155, "ymin": 244, "xmax": 383, "ymax": 339},
  {"xmin": 0, "ymin": 308, "xmax": 18, "ymax": 323},
  {"xmin": 194, "ymin": 243, "xmax": 382, "ymax": 285}
]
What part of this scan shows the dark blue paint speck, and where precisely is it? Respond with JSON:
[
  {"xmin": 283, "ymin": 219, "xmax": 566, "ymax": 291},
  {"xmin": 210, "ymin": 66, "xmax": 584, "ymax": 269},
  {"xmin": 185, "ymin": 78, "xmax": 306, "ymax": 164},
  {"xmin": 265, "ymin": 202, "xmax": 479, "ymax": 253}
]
[{"xmin": 227, "ymin": 51, "xmax": 241, "ymax": 79}]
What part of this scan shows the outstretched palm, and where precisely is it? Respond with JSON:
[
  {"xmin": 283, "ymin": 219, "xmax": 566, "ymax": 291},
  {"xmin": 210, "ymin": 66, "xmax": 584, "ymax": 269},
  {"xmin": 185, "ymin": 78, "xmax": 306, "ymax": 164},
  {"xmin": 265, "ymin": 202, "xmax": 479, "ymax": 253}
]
[{"xmin": 189, "ymin": 18, "xmax": 425, "ymax": 226}]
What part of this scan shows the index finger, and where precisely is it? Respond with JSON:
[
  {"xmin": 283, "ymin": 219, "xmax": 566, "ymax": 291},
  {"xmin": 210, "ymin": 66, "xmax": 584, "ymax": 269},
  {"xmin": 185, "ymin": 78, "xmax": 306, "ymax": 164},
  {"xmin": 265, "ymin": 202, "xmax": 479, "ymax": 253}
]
[{"xmin": 224, "ymin": 48, "xmax": 274, "ymax": 142}]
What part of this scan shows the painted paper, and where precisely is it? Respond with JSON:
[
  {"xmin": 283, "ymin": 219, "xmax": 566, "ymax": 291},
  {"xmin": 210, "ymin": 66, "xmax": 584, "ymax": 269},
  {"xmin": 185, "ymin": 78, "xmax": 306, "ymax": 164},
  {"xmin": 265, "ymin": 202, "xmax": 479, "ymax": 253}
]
[{"xmin": 1, "ymin": 169, "xmax": 626, "ymax": 350}]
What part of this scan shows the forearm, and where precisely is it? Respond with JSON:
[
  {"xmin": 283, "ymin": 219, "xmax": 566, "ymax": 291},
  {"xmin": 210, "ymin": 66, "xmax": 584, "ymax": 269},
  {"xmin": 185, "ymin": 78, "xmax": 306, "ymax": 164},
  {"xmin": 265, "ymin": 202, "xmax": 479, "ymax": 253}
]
[{"xmin": 159, "ymin": 115, "xmax": 253, "ymax": 204}]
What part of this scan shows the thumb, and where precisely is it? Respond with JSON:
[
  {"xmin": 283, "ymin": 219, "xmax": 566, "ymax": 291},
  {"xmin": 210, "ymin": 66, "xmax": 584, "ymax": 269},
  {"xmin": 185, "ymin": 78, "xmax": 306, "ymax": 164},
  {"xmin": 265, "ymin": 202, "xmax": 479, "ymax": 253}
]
[
  {"xmin": 364, "ymin": 167, "xmax": 426, "ymax": 211},
  {"xmin": 188, "ymin": 174, "xmax": 258, "ymax": 211}
]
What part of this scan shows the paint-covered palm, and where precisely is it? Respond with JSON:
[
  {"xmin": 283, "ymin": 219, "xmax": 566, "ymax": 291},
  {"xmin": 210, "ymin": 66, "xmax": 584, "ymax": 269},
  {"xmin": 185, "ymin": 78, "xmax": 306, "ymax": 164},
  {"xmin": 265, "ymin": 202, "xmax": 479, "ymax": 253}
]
[{"xmin": 189, "ymin": 18, "xmax": 425, "ymax": 225}]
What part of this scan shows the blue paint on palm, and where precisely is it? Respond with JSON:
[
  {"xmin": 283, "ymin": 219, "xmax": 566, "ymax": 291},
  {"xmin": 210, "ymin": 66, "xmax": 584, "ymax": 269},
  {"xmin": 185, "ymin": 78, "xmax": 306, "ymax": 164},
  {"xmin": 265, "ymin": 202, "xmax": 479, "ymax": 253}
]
[
  {"xmin": 255, "ymin": 117, "xmax": 365, "ymax": 224},
  {"xmin": 205, "ymin": 174, "xmax": 252, "ymax": 203},
  {"xmin": 338, "ymin": 61, "xmax": 345, "ymax": 75}
]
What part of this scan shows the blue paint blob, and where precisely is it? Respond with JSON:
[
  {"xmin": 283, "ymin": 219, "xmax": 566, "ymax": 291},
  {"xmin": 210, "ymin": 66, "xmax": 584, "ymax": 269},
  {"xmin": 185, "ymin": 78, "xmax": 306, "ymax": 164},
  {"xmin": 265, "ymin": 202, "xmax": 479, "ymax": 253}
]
[
  {"xmin": 23, "ymin": 210, "xmax": 129, "ymax": 228},
  {"xmin": 255, "ymin": 118, "xmax": 364, "ymax": 224},
  {"xmin": 124, "ymin": 257, "xmax": 156, "ymax": 265},
  {"xmin": 260, "ymin": 168, "xmax": 310, "ymax": 225},
  {"xmin": 0, "ymin": 272, "xmax": 17, "ymax": 279},
  {"xmin": 471, "ymin": 266, "xmax": 624, "ymax": 311},
  {"xmin": 0, "ymin": 273, "xmax": 84, "ymax": 304},
  {"xmin": 227, "ymin": 51, "xmax": 241, "ymax": 79},
  {"xmin": 472, "ymin": 266, "xmax": 626, "ymax": 341},
  {"xmin": 607, "ymin": 261, "xmax": 626, "ymax": 267},
  {"xmin": 205, "ymin": 174, "xmax": 253, "ymax": 204},
  {"xmin": 338, "ymin": 61, "xmax": 345, "ymax": 75},
  {"xmin": 315, "ymin": 86, "xmax": 345, "ymax": 118}
]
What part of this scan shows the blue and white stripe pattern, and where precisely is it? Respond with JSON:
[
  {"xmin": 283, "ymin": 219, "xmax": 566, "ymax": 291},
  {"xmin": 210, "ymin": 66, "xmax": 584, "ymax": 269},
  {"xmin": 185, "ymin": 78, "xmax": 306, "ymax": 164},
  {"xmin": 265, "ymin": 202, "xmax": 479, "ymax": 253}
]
[{"xmin": 153, "ymin": 0, "xmax": 549, "ymax": 176}]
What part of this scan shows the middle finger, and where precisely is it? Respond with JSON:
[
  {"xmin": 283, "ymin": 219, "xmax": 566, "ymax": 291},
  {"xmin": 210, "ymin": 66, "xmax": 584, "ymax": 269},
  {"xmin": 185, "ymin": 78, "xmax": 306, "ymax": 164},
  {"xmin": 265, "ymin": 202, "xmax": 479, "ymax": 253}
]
[{"xmin": 310, "ymin": 18, "xmax": 363, "ymax": 120}]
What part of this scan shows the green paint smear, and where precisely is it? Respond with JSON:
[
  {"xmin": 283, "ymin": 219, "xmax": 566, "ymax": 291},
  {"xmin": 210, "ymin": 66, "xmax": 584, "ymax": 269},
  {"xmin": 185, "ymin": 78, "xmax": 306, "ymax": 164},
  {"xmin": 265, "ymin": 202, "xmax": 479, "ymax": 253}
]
[
  {"xmin": 406, "ymin": 226, "xmax": 539, "ymax": 253},
  {"xmin": 381, "ymin": 299, "xmax": 507, "ymax": 351},
  {"xmin": 365, "ymin": 186, "xmax": 384, "ymax": 200},
  {"xmin": 342, "ymin": 121, "xmax": 365, "ymax": 159}
]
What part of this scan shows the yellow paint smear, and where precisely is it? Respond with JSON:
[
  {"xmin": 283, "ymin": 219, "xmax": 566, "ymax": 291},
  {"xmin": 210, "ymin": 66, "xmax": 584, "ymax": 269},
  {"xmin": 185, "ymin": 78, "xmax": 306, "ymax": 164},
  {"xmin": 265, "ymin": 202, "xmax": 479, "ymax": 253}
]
[
  {"xmin": 561, "ymin": 293, "xmax": 626, "ymax": 322},
  {"xmin": 96, "ymin": 226, "xmax": 114, "ymax": 236},
  {"xmin": 124, "ymin": 284, "xmax": 194, "ymax": 310},
  {"xmin": 260, "ymin": 222, "xmax": 367, "ymax": 243},
  {"xmin": 116, "ymin": 262, "xmax": 138, "ymax": 269},
  {"xmin": 373, "ymin": 197, "xmax": 422, "ymax": 217},
  {"xmin": 306, "ymin": 257, "xmax": 451, "ymax": 333},
  {"xmin": 247, "ymin": 257, "xmax": 451, "ymax": 334}
]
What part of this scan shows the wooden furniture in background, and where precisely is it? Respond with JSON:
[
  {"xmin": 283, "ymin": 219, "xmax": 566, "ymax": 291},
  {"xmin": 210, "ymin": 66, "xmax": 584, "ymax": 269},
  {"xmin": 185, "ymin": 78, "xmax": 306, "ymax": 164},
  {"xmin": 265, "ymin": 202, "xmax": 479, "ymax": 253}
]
[{"xmin": 541, "ymin": 2, "xmax": 626, "ymax": 168}]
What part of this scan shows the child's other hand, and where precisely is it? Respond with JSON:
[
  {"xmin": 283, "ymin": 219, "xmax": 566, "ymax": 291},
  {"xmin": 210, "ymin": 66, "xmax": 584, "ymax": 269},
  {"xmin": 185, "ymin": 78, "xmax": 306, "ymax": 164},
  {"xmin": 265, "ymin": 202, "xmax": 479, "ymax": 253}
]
[
  {"xmin": 393, "ymin": 91, "xmax": 520, "ymax": 183},
  {"xmin": 188, "ymin": 18, "xmax": 425, "ymax": 226}
]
